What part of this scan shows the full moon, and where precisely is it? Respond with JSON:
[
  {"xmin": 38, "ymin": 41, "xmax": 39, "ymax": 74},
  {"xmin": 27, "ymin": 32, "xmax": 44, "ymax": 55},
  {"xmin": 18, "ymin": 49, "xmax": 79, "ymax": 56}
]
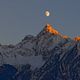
[{"xmin": 45, "ymin": 11, "xmax": 50, "ymax": 17}]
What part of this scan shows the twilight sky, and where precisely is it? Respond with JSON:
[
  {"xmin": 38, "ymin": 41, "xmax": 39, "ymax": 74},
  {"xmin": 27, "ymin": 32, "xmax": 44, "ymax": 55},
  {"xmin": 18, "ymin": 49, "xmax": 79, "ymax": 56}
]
[{"xmin": 0, "ymin": 0, "xmax": 80, "ymax": 44}]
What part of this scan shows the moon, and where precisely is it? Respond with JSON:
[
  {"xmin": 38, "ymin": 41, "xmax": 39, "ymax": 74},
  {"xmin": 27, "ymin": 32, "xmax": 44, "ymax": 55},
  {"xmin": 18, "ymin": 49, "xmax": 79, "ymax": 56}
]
[{"xmin": 45, "ymin": 11, "xmax": 50, "ymax": 17}]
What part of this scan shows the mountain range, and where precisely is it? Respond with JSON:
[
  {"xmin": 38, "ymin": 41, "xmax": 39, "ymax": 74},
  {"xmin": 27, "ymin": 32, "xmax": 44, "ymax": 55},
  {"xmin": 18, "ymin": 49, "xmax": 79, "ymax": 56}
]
[{"xmin": 0, "ymin": 24, "xmax": 80, "ymax": 80}]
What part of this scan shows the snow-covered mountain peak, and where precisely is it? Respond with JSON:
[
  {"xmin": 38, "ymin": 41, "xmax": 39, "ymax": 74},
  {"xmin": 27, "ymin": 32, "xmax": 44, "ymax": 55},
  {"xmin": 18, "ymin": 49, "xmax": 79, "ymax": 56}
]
[
  {"xmin": 44, "ymin": 24, "xmax": 60, "ymax": 35},
  {"xmin": 37, "ymin": 24, "xmax": 62, "ymax": 40}
]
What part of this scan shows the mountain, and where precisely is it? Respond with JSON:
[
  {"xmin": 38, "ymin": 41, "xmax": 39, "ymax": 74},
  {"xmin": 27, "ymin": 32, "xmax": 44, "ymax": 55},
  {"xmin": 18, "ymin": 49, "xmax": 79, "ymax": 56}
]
[{"xmin": 0, "ymin": 24, "xmax": 80, "ymax": 80}]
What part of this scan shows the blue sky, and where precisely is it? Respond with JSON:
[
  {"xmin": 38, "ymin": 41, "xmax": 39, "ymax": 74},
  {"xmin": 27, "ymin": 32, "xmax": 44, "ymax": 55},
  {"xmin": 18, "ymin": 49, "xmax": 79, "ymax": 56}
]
[{"xmin": 0, "ymin": 0, "xmax": 80, "ymax": 44}]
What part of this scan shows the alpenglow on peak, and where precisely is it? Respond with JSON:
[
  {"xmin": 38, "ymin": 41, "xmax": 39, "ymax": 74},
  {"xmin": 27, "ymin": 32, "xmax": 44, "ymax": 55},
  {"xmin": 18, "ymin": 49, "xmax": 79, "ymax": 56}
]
[
  {"xmin": 74, "ymin": 36, "xmax": 80, "ymax": 41},
  {"xmin": 44, "ymin": 24, "xmax": 60, "ymax": 35}
]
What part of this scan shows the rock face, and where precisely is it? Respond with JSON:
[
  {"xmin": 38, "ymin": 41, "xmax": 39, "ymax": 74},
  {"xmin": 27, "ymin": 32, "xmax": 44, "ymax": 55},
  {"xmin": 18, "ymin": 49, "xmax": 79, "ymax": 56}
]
[{"xmin": 0, "ymin": 24, "xmax": 80, "ymax": 80}]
